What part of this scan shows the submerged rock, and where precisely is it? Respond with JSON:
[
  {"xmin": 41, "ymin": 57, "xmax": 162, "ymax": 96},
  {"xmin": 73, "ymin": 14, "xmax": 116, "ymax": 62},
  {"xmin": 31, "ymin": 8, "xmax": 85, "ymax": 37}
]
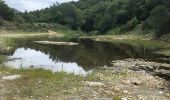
[{"xmin": 35, "ymin": 41, "xmax": 79, "ymax": 46}]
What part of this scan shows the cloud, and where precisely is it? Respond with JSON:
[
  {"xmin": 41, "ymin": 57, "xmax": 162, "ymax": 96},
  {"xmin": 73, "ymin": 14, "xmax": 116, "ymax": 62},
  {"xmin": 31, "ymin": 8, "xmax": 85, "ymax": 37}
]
[{"xmin": 4, "ymin": 0, "xmax": 78, "ymax": 12}]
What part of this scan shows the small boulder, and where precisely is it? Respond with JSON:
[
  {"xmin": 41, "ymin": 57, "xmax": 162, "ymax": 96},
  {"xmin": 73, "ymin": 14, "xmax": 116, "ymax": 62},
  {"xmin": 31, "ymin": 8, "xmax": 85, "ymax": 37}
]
[
  {"xmin": 85, "ymin": 81, "xmax": 105, "ymax": 87},
  {"xmin": 2, "ymin": 74, "xmax": 21, "ymax": 80}
]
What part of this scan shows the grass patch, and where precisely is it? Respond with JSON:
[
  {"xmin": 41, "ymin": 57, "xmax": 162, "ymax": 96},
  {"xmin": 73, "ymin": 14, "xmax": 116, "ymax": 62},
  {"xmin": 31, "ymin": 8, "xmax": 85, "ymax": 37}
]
[
  {"xmin": 111, "ymin": 39, "xmax": 167, "ymax": 50},
  {"xmin": 0, "ymin": 67, "xmax": 84, "ymax": 97},
  {"xmin": 0, "ymin": 67, "xmax": 83, "ymax": 79},
  {"xmin": 113, "ymin": 95, "xmax": 122, "ymax": 100},
  {"xmin": 83, "ymin": 35, "xmax": 169, "ymax": 51},
  {"xmin": 155, "ymin": 49, "xmax": 170, "ymax": 56},
  {"xmin": 0, "ymin": 66, "xmax": 126, "ymax": 98},
  {"xmin": 0, "ymin": 55, "xmax": 7, "ymax": 64}
]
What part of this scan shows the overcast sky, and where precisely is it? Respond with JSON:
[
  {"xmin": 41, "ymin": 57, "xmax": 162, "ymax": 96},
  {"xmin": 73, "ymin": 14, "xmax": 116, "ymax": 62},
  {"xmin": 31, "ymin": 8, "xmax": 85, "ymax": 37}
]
[{"xmin": 4, "ymin": 0, "xmax": 78, "ymax": 12}]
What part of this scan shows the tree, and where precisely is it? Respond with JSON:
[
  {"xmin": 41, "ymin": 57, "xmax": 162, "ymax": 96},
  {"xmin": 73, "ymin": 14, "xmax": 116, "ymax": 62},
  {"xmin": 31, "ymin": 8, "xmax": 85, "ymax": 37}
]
[
  {"xmin": 52, "ymin": 3, "xmax": 81, "ymax": 30},
  {"xmin": 0, "ymin": 17, "xmax": 3, "ymax": 26},
  {"xmin": 0, "ymin": 0, "xmax": 14, "ymax": 21},
  {"xmin": 81, "ymin": 17, "xmax": 94, "ymax": 32},
  {"xmin": 1, "ymin": 0, "xmax": 170, "ymax": 36},
  {"xmin": 144, "ymin": 5, "xmax": 170, "ymax": 37}
]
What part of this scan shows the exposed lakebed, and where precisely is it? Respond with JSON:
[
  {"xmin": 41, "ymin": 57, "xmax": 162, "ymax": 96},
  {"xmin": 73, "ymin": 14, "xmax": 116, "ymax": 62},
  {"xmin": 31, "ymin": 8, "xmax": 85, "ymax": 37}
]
[{"xmin": 3, "ymin": 36, "xmax": 169, "ymax": 75}]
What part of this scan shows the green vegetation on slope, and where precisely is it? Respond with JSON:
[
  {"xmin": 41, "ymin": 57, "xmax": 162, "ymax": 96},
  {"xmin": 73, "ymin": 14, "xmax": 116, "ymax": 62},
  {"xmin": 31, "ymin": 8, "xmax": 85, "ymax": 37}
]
[
  {"xmin": 21, "ymin": 0, "xmax": 170, "ymax": 36},
  {"xmin": 1, "ymin": 0, "xmax": 170, "ymax": 37}
]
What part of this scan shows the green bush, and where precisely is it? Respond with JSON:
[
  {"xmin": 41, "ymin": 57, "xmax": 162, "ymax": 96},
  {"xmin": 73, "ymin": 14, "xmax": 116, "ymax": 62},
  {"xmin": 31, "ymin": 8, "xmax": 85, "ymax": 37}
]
[
  {"xmin": 0, "ymin": 17, "xmax": 4, "ymax": 26},
  {"xmin": 143, "ymin": 5, "xmax": 170, "ymax": 37},
  {"xmin": 120, "ymin": 17, "xmax": 139, "ymax": 32}
]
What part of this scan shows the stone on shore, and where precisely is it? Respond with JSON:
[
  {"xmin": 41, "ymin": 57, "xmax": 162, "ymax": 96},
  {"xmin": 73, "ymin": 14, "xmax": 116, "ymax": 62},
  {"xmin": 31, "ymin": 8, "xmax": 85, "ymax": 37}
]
[{"xmin": 2, "ymin": 74, "xmax": 21, "ymax": 80}]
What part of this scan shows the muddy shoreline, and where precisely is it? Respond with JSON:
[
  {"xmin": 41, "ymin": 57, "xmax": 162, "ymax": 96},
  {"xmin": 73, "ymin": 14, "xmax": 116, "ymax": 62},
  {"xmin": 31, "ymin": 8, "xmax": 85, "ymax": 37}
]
[{"xmin": 1, "ymin": 58, "xmax": 170, "ymax": 100}]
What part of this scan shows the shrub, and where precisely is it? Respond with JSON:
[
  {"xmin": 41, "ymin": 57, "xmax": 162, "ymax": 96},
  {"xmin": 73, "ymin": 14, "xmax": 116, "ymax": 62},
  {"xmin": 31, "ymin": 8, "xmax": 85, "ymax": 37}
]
[
  {"xmin": 143, "ymin": 5, "xmax": 170, "ymax": 37},
  {"xmin": 120, "ymin": 17, "xmax": 139, "ymax": 32},
  {"xmin": 0, "ymin": 17, "xmax": 4, "ymax": 26}
]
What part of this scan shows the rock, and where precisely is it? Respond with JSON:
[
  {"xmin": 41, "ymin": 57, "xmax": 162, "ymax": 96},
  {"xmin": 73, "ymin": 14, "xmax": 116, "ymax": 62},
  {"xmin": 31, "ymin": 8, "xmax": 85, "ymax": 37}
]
[
  {"xmin": 131, "ymin": 80, "xmax": 141, "ymax": 85},
  {"xmin": 113, "ymin": 87, "xmax": 121, "ymax": 92},
  {"xmin": 38, "ymin": 80, "xmax": 42, "ymax": 84},
  {"xmin": 85, "ymin": 81, "xmax": 105, "ymax": 86},
  {"xmin": 122, "ymin": 80, "xmax": 131, "ymax": 85},
  {"xmin": 155, "ymin": 69, "xmax": 170, "ymax": 80},
  {"xmin": 112, "ymin": 59, "xmax": 170, "ymax": 80},
  {"xmin": 165, "ymin": 93, "xmax": 170, "ymax": 97},
  {"xmin": 156, "ymin": 69, "xmax": 170, "ymax": 75},
  {"xmin": 121, "ymin": 97, "xmax": 127, "ymax": 100},
  {"xmin": 123, "ymin": 90, "xmax": 128, "ymax": 94},
  {"xmin": 138, "ymin": 95, "xmax": 145, "ymax": 100},
  {"xmin": 35, "ymin": 41, "xmax": 79, "ymax": 46},
  {"xmin": 158, "ymin": 57, "xmax": 170, "ymax": 63},
  {"xmin": 7, "ymin": 47, "xmax": 11, "ymax": 50},
  {"xmin": 122, "ymin": 78, "xmax": 141, "ymax": 86},
  {"xmin": 158, "ymin": 91, "xmax": 164, "ymax": 94},
  {"xmin": 2, "ymin": 74, "xmax": 21, "ymax": 80}
]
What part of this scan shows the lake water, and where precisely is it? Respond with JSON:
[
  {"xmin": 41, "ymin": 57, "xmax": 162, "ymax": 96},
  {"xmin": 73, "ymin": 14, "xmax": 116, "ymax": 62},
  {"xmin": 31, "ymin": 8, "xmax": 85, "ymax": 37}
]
[
  {"xmin": 4, "ymin": 37, "xmax": 159, "ymax": 75},
  {"xmin": 6, "ymin": 48, "xmax": 89, "ymax": 75}
]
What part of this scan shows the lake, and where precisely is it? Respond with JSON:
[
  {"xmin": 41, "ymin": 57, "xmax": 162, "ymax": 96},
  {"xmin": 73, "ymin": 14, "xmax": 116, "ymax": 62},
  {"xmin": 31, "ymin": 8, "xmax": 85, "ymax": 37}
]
[{"xmin": 4, "ymin": 36, "xmax": 162, "ymax": 75}]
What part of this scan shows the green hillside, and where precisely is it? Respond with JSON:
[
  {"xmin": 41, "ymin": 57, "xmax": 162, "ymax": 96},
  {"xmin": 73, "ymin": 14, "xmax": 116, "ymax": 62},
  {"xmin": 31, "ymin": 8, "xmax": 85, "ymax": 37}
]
[{"xmin": 1, "ymin": 0, "xmax": 170, "ymax": 37}]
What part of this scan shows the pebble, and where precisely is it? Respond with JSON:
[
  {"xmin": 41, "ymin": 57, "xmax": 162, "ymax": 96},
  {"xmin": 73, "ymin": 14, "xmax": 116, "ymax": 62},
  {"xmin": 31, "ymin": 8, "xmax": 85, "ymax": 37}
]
[
  {"xmin": 158, "ymin": 91, "xmax": 164, "ymax": 94},
  {"xmin": 114, "ymin": 87, "xmax": 121, "ymax": 92},
  {"xmin": 38, "ymin": 80, "xmax": 42, "ymax": 84},
  {"xmin": 123, "ymin": 90, "xmax": 128, "ymax": 94}
]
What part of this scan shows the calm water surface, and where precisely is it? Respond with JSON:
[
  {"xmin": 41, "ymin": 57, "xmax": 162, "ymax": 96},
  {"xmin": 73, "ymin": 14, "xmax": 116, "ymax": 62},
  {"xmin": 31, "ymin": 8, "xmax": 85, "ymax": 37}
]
[
  {"xmin": 4, "ymin": 37, "xmax": 159, "ymax": 75},
  {"xmin": 6, "ymin": 48, "xmax": 88, "ymax": 75}
]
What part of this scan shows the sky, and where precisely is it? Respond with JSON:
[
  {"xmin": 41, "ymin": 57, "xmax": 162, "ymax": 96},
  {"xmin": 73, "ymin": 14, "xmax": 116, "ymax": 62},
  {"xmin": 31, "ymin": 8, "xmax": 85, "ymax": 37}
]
[{"xmin": 4, "ymin": 0, "xmax": 79, "ymax": 12}]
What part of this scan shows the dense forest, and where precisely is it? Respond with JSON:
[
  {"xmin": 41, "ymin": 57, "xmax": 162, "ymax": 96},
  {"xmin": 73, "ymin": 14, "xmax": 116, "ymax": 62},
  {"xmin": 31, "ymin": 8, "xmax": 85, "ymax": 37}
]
[{"xmin": 0, "ymin": 0, "xmax": 170, "ymax": 37}]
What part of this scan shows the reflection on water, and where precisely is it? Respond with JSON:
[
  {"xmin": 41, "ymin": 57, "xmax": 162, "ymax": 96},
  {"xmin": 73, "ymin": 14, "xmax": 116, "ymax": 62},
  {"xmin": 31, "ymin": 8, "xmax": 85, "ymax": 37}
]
[
  {"xmin": 6, "ymin": 48, "xmax": 88, "ymax": 76},
  {"xmin": 4, "ymin": 37, "xmax": 158, "ymax": 75}
]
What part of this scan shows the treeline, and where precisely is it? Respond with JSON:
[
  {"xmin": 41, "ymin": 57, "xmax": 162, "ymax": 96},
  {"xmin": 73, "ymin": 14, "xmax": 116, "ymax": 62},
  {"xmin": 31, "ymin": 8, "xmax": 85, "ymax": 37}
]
[
  {"xmin": 1, "ymin": 0, "xmax": 170, "ymax": 37},
  {"xmin": 0, "ymin": 0, "xmax": 24, "ymax": 29}
]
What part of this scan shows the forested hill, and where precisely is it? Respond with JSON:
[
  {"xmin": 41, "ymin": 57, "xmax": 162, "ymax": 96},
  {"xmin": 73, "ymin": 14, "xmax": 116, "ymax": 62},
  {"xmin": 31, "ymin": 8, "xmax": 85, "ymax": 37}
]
[
  {"xmin": 1, "ymin": 0, "xmax": 170, "ymax": 37},
  {"xmin": 0, "ymin": 1, "xmax": 23, "ymax": 22}
]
